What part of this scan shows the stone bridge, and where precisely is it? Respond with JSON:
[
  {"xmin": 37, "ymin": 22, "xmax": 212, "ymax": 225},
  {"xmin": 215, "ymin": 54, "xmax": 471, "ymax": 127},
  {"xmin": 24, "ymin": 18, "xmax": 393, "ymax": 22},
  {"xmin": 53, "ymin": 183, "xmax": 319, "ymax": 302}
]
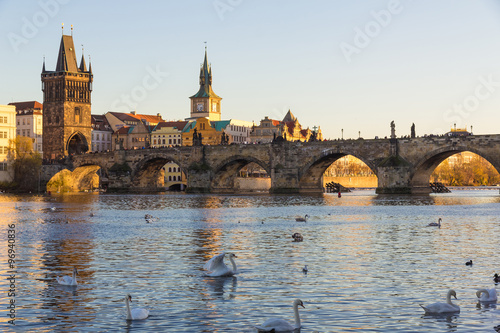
[{"xmin": 64, "ymin": 134, "xmax": 500, "ymax": 194}]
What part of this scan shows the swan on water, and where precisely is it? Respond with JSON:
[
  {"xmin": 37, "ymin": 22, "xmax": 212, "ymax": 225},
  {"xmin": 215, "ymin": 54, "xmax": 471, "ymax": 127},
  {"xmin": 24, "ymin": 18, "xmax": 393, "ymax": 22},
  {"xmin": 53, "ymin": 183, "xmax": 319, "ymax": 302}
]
[
  {"xmin": 476, "ymin": 289, "xmax": 498, "ymax": 302},
  {"xmin": 56, "ymin": 267, "xmax": 78, "ymax": 286},
  {"xmin": 427, "ymin": 218, "xmax": 441, "ymax": 227},
  {"xmin": 494, "ymin": 273, "xmax": 500, "ymax": 284},
  {"xmin": 125, "ymin": 294, "xmax": 149, "ymax": 320},
  {"xmin": 203, "ymin": 252, "xmax": 237, "ymax": 277},
  {"xmin": 295, "ymin": 215, "xmax": 309, "ymax": 222},
  {"xmin": 465, "ymin": 260, "xmax": 473, "ymax": 266},
  {"xmin": 420, "ymin": 289, "xmax": 460, "ymax": 314},
  {"xmin": 292, "ymin": 233, "xmax": 303, "ymax": 242},
  {"xmin": 255, "ymin": 298, "xmax": 305, "ymax": 332}
]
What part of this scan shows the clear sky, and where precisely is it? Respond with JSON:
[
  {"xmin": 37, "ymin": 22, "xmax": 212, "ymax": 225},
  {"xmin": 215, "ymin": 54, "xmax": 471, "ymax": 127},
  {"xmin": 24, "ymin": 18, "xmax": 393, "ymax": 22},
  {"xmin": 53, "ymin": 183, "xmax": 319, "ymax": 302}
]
[{"xmin": 1, "ymin": 0, "xmax": 500, "ymax": 139}]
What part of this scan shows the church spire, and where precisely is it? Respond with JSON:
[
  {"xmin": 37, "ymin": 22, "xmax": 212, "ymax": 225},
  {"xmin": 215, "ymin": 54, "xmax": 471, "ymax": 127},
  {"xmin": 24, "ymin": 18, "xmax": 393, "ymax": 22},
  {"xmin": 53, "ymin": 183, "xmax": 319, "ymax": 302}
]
[{"xmin": 79, "ymin": 45, "xmax": 87, "ymax": 71}]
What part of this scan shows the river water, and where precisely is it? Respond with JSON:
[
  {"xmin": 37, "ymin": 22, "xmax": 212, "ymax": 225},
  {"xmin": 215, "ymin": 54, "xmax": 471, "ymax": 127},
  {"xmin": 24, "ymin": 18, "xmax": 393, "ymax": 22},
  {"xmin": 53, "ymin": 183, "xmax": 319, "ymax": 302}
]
[{"xmin": 1, "ymin": 190, "xmax": 500, "ymax": 332}]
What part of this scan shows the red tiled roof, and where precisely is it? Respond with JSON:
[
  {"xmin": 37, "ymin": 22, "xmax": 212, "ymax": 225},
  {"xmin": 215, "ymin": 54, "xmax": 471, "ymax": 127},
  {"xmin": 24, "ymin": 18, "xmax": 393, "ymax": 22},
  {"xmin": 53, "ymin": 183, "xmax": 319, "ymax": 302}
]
[
  {"xmin": 154, "ymin": 121, "xmax": 188, "ymax": 131},
  {"xmin": 9, "ymin": 101, "xmax": 43, "ymax": 110},
  {"xmin": 108, "ymin": 112, "xmax": 163, "ymax": 124},
  {"xmin": 115, "ymin": 126, "xmax": 131, "ymax": 134}
]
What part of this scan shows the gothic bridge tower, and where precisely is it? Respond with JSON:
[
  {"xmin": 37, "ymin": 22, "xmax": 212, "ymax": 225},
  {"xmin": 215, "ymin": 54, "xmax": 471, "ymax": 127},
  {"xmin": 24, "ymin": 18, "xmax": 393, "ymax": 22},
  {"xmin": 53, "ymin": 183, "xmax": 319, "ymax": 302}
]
[
  {"xmin": 189, "ymin": 47, "xmax": 222, "ymax": 121},
  {"xmin": 41, "ymin": 28, "xmax": 93, "ymax": 159}
]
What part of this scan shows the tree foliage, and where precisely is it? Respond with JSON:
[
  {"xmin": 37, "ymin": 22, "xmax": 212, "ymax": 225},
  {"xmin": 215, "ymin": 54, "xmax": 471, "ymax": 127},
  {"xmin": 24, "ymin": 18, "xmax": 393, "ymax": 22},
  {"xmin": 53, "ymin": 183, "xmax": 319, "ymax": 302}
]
[
  {"xmin": 8, "ymin": 136, "xmax": 42, "ymax": 191},
  {"xmin": 431, "ymin": 152, "xmax": 500, "ymax": 186}
]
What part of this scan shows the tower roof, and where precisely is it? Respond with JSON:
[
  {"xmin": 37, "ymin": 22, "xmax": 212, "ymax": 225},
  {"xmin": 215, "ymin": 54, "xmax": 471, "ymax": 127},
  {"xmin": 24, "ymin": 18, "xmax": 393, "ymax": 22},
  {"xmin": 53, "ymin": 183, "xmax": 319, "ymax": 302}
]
[
  {"xmin": 190, "ymin": 48, "xmax": 221, "ymax": 99},
  {"xmin": 55, "ymin": 35, "xmax": 80, "ymax": 72},
  {"xmin": 79, "ymin": 54, "xmax": 87, "ymax": 71},
  {"xmin": 282, "ymin": 110, "xmax": 297, "ymax": 122}
]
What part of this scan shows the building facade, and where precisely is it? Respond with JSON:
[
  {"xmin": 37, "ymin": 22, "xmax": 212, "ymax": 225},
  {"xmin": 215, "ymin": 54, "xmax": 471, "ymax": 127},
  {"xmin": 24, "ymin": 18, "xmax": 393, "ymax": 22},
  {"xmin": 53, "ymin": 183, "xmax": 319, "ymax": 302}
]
[
  {"xmin": 9, "ymin": 101, "xmax": 43, "ymax": 154},
  {"xmin": 91, "ymin": 115, "xmax": 113, "ymax": 152},
  {"xmin": 151, "ymin": 121, "xmax": 187, "ymax": 148},
  {"xmin": 0, "ymin": 105, "xmax": 16, "ymax": 182},
  {"xmin": 41, "ymin": 33, "xmax": 93, "ymax": 159},
  {"xmin": 188, "ymin": 48, "xmax": 222, "ymax": 121}
]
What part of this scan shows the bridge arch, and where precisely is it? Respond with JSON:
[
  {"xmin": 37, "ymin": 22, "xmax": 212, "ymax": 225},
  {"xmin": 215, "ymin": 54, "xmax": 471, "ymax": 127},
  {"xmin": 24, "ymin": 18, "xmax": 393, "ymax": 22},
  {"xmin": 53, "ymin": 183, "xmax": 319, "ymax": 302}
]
[
  {"xmin": 132, "ymin": 154, "xmax": 188, "ymax": 191},
  {"xmin": 211, "ymin": 155, "xmax": 270, "ymax": 193},
  {"xmin": 410, "ymin": 145, "xmax": 500, "ymax": 190},
  {"xmin": 298, "ymin": 149, "xmax": 378, "ymax": 193}
]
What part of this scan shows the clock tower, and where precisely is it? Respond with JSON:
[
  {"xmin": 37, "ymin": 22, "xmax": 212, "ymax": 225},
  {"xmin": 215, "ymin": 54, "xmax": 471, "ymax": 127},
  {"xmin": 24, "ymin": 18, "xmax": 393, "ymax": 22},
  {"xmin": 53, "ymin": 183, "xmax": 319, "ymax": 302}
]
[{"xmin": 188, "ymin": 47, "xmax": 222, "ymax": 121}]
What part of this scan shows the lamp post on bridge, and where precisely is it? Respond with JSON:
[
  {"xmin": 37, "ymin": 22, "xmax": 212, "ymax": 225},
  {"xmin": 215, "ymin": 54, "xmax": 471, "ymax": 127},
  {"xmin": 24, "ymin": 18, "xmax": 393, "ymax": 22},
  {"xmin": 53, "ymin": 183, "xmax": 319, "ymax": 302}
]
[
  {"xmin": 358, "ymin": 131, "xmax": 361, "ymax": 139},
  {"xmin": 341, "ymin": 129, "xmax": 343, "ymax": 140}
]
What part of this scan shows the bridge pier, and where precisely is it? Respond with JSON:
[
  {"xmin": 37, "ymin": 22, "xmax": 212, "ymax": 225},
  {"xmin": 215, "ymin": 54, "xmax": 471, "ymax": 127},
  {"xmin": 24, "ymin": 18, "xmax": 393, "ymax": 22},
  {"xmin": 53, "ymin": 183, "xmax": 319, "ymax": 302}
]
[{"xmin": 269, "ymin": 167, "xmax": 301, "ymax": 194}]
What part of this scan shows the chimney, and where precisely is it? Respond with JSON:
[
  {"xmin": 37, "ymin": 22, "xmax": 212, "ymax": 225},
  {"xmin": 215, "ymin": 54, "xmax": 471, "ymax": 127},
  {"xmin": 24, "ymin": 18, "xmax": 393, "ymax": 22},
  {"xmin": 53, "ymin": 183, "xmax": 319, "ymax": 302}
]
[
  {"xmin": 131, "ymin": 110, "xmax": 136, "ymax": 115},
  {"xmin": 157, "ymin": 113, "xmax": 162, "ymax": 119}
]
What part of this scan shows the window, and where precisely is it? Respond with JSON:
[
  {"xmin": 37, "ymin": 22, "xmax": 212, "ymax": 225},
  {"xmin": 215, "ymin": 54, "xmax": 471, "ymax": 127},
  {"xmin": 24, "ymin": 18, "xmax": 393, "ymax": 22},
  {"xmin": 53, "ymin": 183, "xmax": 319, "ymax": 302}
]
[
  {"xmin": 23, "ymin": 119, "xmax": 25, "ymax": 125},
  {"xmin": 27, "ymin": 130, "xmax": 30, "ymax": 137},
  {"xmin": 0, "ymin": 146, "xmax": 8, "ymax": 154},
  {"xmin": 168, "ymin": 167, "xmax": 172, "ymax": 172},
  {"xmin": 0, "ymin": 162, "xmax": 6, "ymax": 171},
  {"xmin": 22, "ymin": 130, "xmax": 25, "ymax": 136},
  {"xmin": 74, "ymin": 107, "xmax": 81, "ymax": 123},
  {"xmin": 168, "ymin": 176, "xmax": 172, "ymax": 181},
  {"xmin": 0, "ymin": 131, "xmax": 6, "ymax": 138}
]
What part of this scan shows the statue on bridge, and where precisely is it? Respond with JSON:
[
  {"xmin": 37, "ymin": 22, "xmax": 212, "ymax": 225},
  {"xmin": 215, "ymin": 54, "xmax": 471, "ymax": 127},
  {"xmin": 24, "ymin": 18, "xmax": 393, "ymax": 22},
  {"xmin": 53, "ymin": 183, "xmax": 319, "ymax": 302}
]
[
  {"xmin": 220, "ymin": 130, "xmax": 229, "ymax": 145},
  {"xmin": 308, "ymin": 130, "xmax": 317, "ymax": 142},
  {"xmin": 192, "ymin": 128, "xmax": 203, "ymax": 146},
  {"xmin": 390, "ymin": 121, "xmax": 396, "ymax": 139},
  {"xmin": 411, "ymin": 123, "xmax": 415, "ymax": 138}
]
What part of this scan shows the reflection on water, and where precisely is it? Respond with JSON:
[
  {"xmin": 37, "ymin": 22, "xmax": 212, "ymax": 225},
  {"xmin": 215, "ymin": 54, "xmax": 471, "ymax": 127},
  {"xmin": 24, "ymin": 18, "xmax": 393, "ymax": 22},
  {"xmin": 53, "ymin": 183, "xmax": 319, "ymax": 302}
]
[{"xmin": 0, "ymin": 190, "xmax": 499, "ymax": 332}]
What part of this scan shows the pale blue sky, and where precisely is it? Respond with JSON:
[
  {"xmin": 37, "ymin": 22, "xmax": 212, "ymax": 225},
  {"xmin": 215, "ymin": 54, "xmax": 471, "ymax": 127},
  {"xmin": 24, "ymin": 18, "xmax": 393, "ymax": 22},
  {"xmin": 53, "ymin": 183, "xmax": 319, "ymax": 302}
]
[{"xmin": 1, "ymin": 0, "xmax": 500, "ymax": 139}]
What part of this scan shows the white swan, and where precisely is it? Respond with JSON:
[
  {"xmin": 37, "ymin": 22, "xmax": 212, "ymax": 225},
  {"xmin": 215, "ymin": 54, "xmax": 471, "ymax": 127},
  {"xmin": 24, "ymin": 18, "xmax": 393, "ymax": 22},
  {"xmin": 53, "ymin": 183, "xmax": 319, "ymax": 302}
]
[
  {"xmin": 476, "ymin": 288, "xmax": 498, "ymax": 302},
  {"xmin": 56, "ymin": 267, "xmax": 78, "ymax": 286},
  {"xmin": 428, "ymin": 218, "xmax": 441, "ymax": 227},
  {"xmin": 203, "ymin": 252, "xmax": 237, "ymax": 277},
  {"xmin": 125, "ymin": 294, "xmax": 149, "ymax": 320},
  {"xmin": 295, "ymin": 214, "xmax": 309, "ymax": 222},
  {"xmin": 420, "ymin": 289, "xmax": 460, "ymax": 314},
  {"xmin": 255, "ymin": 298, "xmax": 305, "ymax": 332}
]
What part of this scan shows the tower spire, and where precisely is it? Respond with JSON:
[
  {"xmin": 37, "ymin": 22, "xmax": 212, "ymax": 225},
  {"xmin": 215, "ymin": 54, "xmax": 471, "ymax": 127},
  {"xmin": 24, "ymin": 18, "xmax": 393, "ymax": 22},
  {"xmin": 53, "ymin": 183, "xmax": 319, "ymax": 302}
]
[
  {"xmin": 79, "ymin": 44, "xmax": 87, "ymax": 71},
  {"xmin": 42, "ymin": 56, "xmax": 46, "ymax": 73}
]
